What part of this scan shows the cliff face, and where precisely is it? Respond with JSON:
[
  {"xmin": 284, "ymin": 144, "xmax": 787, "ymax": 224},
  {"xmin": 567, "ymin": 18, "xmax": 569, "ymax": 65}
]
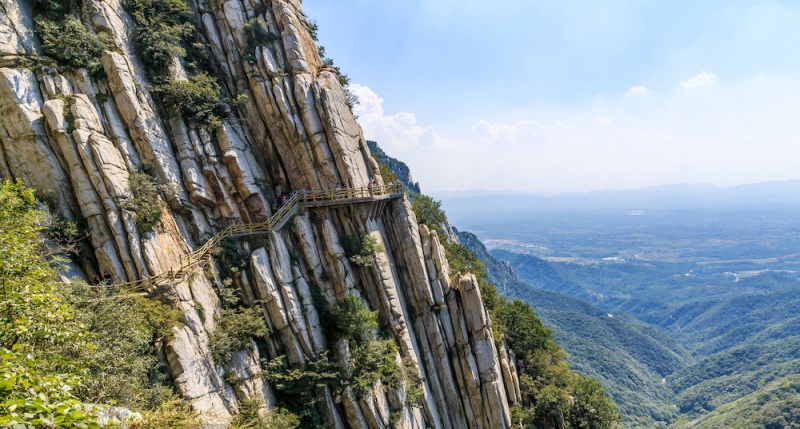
[{"xmin": 0, "ymin": 0, "xmax": 521, "ymax": 427}]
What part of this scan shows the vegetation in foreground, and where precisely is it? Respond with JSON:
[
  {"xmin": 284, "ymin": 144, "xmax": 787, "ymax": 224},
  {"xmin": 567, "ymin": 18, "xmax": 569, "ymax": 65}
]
[{"xmin": 0, "ymin": 180, "xmax": 294, "ymax": 428}]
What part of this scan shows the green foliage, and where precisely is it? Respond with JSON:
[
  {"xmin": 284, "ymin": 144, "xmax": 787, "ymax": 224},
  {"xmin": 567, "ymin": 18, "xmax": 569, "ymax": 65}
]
[
  {"xmin": 125, "ymin": 169, "xmax": 166, "ymax": 232},
  {"xmin": 45, "ymin": 214, "xmax": 89, "ymax": 257},
  {"xmin": 570, "ymin": 376, "xmax": 624, "ymax": 429},
  {"xmin": 305, "ymin": 20, "xmax": 319, "ymax": 41},
  {"xmin": 262, "ymin": 353, "xmax": 339, "ymax": 428},
  {"xmin": 157, "ymin": 72, "xmax": 226, "ymax": 128},
  {"xmin": 0, "ymin": 180, "xmax": 95, "ymax": 426},
  {"xmin": 335, "ymin": 293, "xmax": 378, "ymax": 344},
  {"xmin": 0, "ymin": 349, "xmax": 101, "ymax": 428},
  {"xmin": 401, "ymin": 356, "xmax": 424, "ymax": 406},
  {"xmin": 310, "ymin": 282, "xmax": 339, "ymax": 342},
  {"xmin": 128, "ymin": 397, "xmax": 203, "ymax": 428},
  {"xmin": 331, "ymin": 294, "xmax": 406, "ymax": 400},
  {"xmin": 342, "ymin": 234, "xmax": 384, "ymax": 267},
  {"xmin": 411, "ymin": 195, "xmax": 446, "ymax": 232},
  {"xmin": 63, "ymin": 283, "xmax": 181, "ymax": 408},
  {"xmin": 0, "ymin": 179, "xmax": 85, "ymax": 360},
  {"xmin": 229, "ymin": 396, "xmax": 300, "ymax": 429},
  {"xmin": 377, "ymin": 161, "xmax": 399, "ymax": 185},
  {"xmin": 210, "ymin": 287, "xmax": 267, "ymax": 365},
  {"xmin": 34, "ymin": 16, "xmax": 111, "ymax": 76},
  {"xmin": 679, "ymin": 374, "xmax": 800, "ymax": 429},
  {"xmin": 123, "ymin": 0, "xmax": 193, "ymax": 75},
  {"xmin": 0, "ymin": 180, "xmax": 199, "ymax": 426},
  {"xmin": 214, "ymin": 239, "xmax": 249, "ymax": 279},
  {"xmin": 124, "ymin": 0, "xmax": 229, "ymax": 126}
]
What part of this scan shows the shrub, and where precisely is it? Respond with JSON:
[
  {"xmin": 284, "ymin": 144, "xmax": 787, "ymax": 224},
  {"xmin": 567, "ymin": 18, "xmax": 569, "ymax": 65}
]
[
  {"xmin": 34, "ymin": 16, "xmax": 111, "ymax": 76},
  {"xmin": 262, "ymin": 353, "xmax": 339, "ymax": 428},
  {"xmin": 123, "ymin": 0, "xmax": 194, "ymax": 75},
  {"xmin": 412, "ymin": 195, "xmax": 446, "ymax": 232},
  {"xmin": 342, "ymin": 234, "xmax": 384, "ymax": 268},
  {"xmin": 402, "ymin": 356, "xmax": 424, "ymax": 406},
  {"xmin": 210, "ymin": 306, "xmax": 268, "ymax": 364},
  {"xmin": 157, "ymin": 73, "xmax": 226, "ymax": 128},
  {"xmin": 331, "ymin": 294, "xmax": 408, "ymax": 400},
  {"xmin": 230, "ymin": 396, "xmax": 300, "ymax": 429},
  {"xmin": 63, "ymin": 283, "xmax": 181, "ymax": 408},
  {"xmin": 0, "ymin": 350, "xmax": 102, "ymax": 429},
  {"xmin": 0, "ymin": 180, "xmax": 199, "ymax": 426},
  {"xmin": 210, "ymin": 286, "xmax": 268, "ymax": 365},
  {"xmin": 125, "ymin": 169, "xmax": 166, "ymax": 232}
]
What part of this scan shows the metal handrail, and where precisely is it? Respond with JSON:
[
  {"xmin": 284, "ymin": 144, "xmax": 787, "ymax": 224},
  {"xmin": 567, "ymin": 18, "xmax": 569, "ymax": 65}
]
[{"xmin": 107, "ymin": 183, "xmax": 403, "ymax": 291}]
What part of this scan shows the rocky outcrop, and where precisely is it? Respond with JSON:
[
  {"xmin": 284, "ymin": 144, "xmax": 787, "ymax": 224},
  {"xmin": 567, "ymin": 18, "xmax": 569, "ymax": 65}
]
[{"xmin": 0, "ymin": 0, "xmax": 521, "ymax": 427}]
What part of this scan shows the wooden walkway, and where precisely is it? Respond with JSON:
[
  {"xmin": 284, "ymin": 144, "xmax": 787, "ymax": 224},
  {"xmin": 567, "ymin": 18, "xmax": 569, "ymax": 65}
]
[{"xmin": 111, "ymin": 184, "xmax": 403, "ymax": 292}]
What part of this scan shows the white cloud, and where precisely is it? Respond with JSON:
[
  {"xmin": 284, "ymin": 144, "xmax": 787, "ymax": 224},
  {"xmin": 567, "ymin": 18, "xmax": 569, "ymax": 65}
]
[
  {"xmin": 471, "ymin": 119, "xmax": 551, "ymax": 145},
  {"xmin": 628, "ymin": 85, "xmax": 650, "ymax": 95},
  {"xmin": 350, "ymin": 75, "xmax": 800, "ymax": 194},
  {"xmin": 350, "ymin": 84, "xmax": 444, "ymax": 152},
  {"xmin": 680, "ymin": 71, "xmax": 719, "ymax": 89}
]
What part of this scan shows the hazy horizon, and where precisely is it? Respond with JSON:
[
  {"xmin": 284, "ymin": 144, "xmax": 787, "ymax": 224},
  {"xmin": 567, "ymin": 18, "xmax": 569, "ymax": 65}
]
[{"xmin": 429, "ymin": 178, "xmax": 800, "ymax": 199}]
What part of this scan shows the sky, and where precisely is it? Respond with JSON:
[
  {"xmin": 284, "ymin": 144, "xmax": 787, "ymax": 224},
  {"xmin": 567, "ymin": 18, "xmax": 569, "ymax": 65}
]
[{"xmin": 303, "ymin": 0, "xmax": 800, "ymax": 193}]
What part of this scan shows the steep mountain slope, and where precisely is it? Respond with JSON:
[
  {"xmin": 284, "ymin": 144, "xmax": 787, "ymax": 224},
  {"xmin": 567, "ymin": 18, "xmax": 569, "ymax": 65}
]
[
  {"xmin": 674, "ymin": 374, "xmax": 800, "ymax": 429},
  {"xmin": 0, "ymin": 0, "xmax": 519, "ymax": 426},
  {"xmin": 0, "ymin": 2, "xmax": 617, "ymax": 428},
  {"xmin": 366, "ymin": 140, "xmax": 420, "ymax": 196},
  {"xmin": 488, "ymin": 226, "xmax": 800, "ymax": 426},
  {"xmin": 459, "ymin": 230, "xmax": 688, "ymax": 428}
]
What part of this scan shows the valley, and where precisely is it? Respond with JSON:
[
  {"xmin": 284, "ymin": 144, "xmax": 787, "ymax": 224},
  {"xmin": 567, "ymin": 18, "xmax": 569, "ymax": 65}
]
[{"xmin": 444, "ymin": 185, "xmax": 800, "ymax": 428}]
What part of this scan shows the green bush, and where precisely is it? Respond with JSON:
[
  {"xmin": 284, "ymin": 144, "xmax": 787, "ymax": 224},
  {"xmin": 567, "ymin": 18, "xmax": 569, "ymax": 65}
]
[
  {"xmin": 210, "ymin": 287, "xmax": 268, "ymax": 365},
  {"xmin": 123, "ymin": 0, "xmax": 194, "ymax": 75},
  {"xmin": 34, "ymin": 16, "xmax": 111, "ymax": 76},
  {"xmin": 62, "ymin": 283, "xmax": 182, "ymax": 408},
  {"xmin": 0, "ymin": 350, "xmax": 101, "ymax": 429},
  {"xmin": 230, "ymin": 396, "xmax": 300, "ymax": 429},
  {"xmin": 0, "ymin": 180, "xmax": 200, "ymax": 426},
  {"xmin": 342, "ymin": 234, "xmax": 384, "ymax": 268},
  {"xmin": 412, "ymin": 195, "xmax": 446, "ymax": 232},
  {"xmin": 125, "ymin": 169, "xmax": 166, "ymax": 232},
  {"xmin": 332, "ymin": 294, "xmax": 408, "ymax": 399},
  {"xmin": 157, "ymin": 72, "xmax": 226, "ymax": 128},
  {"xmin": 402, "ymin": 356, "xmax": 424, "ymax": 406},
  {"xmin": 262, "ymin": 353, "xmax": 339, "ymax": 428}
]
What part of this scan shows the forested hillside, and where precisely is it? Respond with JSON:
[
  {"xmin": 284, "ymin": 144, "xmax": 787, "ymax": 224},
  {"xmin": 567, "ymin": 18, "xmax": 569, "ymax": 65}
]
[
  {"xmin": 444, "ymin": 197, "xmax": 800, "ymax": 428},
  {"xmin": 458, "ymin": 230, "xmax": 688, "ymax": 428}
]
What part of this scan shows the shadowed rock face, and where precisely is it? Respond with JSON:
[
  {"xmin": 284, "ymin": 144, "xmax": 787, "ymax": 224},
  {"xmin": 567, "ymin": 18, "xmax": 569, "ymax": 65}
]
[{"xmin": 0, "ymin": 0, "xmax": 519, "ymax": 426}]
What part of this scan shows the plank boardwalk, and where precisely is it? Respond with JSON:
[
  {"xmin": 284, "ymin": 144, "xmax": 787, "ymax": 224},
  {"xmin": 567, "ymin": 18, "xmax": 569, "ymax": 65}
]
[{"xmin": 111, "ymin": 184, "xmax": 403, "ymax": 292}]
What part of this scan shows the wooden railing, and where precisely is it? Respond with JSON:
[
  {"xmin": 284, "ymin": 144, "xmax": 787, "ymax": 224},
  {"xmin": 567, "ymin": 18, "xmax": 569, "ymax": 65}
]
[{"xmin": 110, "ymin": 183, "xmax": 403, "ymax": 292}]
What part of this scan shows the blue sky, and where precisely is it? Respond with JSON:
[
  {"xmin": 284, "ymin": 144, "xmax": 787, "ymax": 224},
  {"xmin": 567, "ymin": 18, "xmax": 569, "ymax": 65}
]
[{"xmin": 304, "ymin": 1, "xmax": 800, "ymax": 193}]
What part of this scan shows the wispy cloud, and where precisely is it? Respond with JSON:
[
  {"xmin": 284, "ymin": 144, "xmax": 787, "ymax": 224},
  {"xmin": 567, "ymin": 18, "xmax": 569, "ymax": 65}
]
[
  {"xmin": 352, "ymin": 74, "xmax": 800, "ymax": 193},
  {"xmin": 471, "ymin": 119, "xmax": 551, "ymax": 145},
  {"xmin": 350, "ymin": 84, "xmax": 445, "ymax": 151},
  {"xmin": 680, "ymin": 72, "xmax": 718, "ymax": 89},
  {"xmin": 628, "ymin": 85, "xmax": 651, "ymax": 95}
]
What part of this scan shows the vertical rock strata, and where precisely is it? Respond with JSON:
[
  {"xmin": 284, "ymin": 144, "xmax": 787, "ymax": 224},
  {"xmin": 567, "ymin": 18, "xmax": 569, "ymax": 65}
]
[{"xmin": 0, "ymin": 0, "xmax": 520, "ymax": 427}]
